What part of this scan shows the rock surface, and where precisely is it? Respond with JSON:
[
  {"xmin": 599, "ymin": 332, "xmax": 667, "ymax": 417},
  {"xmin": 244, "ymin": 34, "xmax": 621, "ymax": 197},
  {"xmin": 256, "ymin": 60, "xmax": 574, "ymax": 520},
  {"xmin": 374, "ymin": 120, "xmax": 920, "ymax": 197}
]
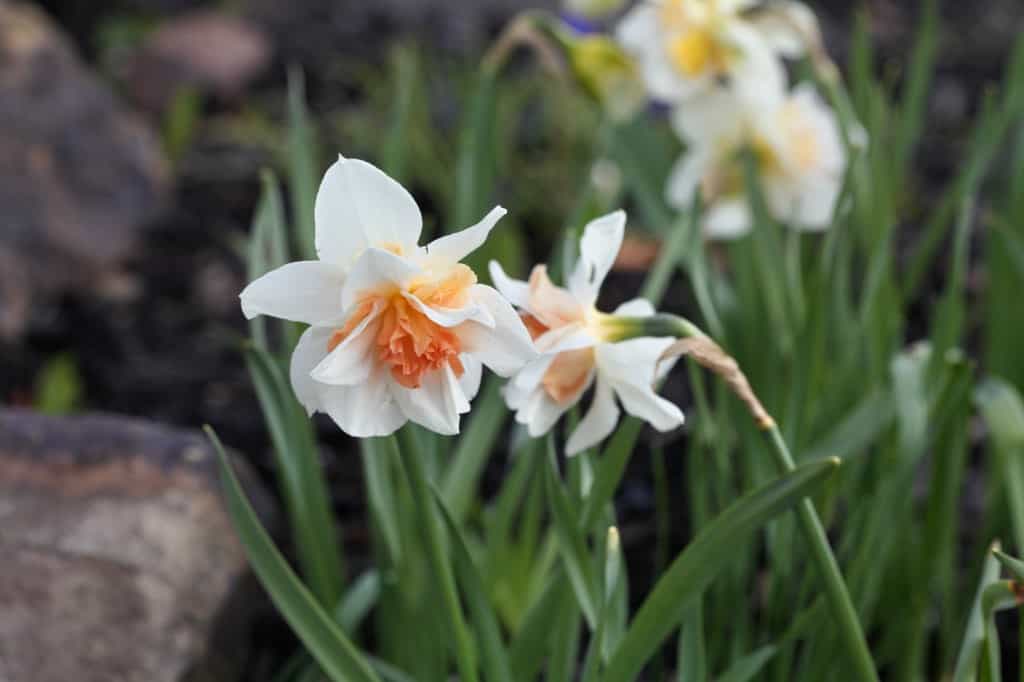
[
  {"xmin": 0, "ymin": 409, "xmax": 272, "ymax": 682},
  {"xmin": 123, "ymin": 10, "xmax": 272, "ymax": 113},
  {"xmin": 0, "ymin": 1, "xmax": 168, "ymax": 339}
]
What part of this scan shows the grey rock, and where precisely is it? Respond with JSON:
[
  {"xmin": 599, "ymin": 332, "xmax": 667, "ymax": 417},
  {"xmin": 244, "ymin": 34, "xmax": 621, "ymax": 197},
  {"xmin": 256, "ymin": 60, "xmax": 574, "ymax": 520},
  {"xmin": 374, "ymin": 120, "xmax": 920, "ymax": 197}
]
[
  {"xmin": 0, "ymin": 2, "xmax": 168, "ymax": 340},
  {"xmin": 123, "ymin": 10, "xmax": 273, "ymax": 113},
  {"xmin": 0, "ymin": 409, "xmax": 273, "ymax": 682}
]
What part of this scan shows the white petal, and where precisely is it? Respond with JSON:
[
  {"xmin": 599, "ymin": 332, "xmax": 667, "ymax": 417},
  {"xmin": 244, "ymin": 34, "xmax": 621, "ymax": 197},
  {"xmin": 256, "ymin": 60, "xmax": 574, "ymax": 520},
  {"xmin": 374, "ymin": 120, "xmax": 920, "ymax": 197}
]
[
  {"xmin": 444, "ymin": 363, "xmax": 472, "ymax": 416},
  {"xmin": 725, "ymin": 24, "xmax": 788, "ymax": 111},
  {"xmin": 309, "ymin": 303, "xmax": 382, "ymax": 385},
  {"xmin": 315, "ymin": 156, "xmax": 422, "ymax": 266},
  {"xmin": 790, "ymin": 177, "xmax": 841, "ymax": 230},
  {"xmin": 240, "ymin": 261, "xmax": 346, "ymax": 324},
  {"xmin": 290, "ymin": 326, "xmax": 333, "ymax": 416},
  {"xmin": 320, "ymin": 368, "xmax": 407, "ymax": 437},
  {"xmin": 401, "ymin": 291, "xmax": 495, "ymax": 329},
  {"xmin": 458, "ymin": 355, "xmax": 483, "ymax": 403},
  {"xmin": 615, "ymin": 4, "xmax": 658, "ymax": 52},
  {"xmin": 751, "ymin": 1, "xmax": 819, "ymax": 58},
  {"xmin": 456, "ymin": 285, "xmax": 538, "ymax": 377},
  {"xmin": 568, "ymin": 210, "xmax": 626, "ymax": 305},
  {"xmin": 704, "ymin": 198, "xmax": 753, "ymax": 239},
  {"xmin": 614, "ymin": 298, "xmax": 656, "ymax": 316},
  {"xmin": 669, "ymin": 88, "xmax": 747, "ymax": 145},
  {"xmin": 534, "ymin": 323, "xmax": 597, "ymax": 355},
  {"xmin": 530, "ymin": 371, "xmax": 594, "ymax": 436},
  {"xmin": 509, "ymin": 355, "xmax": 556, "ymax": 396},
  {"xmin": 597, "ymin": 339, "xmax": 684, "ymax": 431},
  {"xmin": 424, "ymin": 206, "xmax": 507, "ymax": 264},
  {"xmin": 566, "ymin": 377, "xmax": 620, "ymax": 456},
  {"xmin": 609, "ymin": 381, "xmax": 684, "ymax": 431},
  {"xmin": 488, "ymin": 261, "xmax": 531, "ymax": 309},
  {"xmin": 514, "ymin": 372, "xmax": 593, "ymax": 439},
  {"xmin": 391, "ymin": 369, "xmax": 461, "ymax": 435},
  {"xmin": 341, "ymin": 247, "xmax": 421, "ymax": 311},
  {"xmin": 666, "ymin": 150, "xmax": 711, "ymax": 211}
]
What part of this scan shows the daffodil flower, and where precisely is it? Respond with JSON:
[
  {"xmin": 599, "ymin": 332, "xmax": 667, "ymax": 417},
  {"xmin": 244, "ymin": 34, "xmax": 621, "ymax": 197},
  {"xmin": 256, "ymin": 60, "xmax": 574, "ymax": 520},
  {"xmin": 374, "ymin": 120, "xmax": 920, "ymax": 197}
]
[
  {"xmin": 666, "ymin": 83, "xmax": 846, "ymax": 237},
  {"xmin": 490, "ymin": 211, "xmax": 684, "ymax": 455},
  {"xmin": 616, "ymin": 0, "xmax": 790, "ymax": 105},
  {"xmin": 240, "ymin": 156, "xmax": 538, "ymax": 437}
]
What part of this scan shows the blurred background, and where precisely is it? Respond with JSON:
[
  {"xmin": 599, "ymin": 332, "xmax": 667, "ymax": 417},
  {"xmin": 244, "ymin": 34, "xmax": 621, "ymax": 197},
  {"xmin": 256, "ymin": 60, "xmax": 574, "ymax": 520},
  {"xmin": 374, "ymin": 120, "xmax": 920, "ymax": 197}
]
[{"xmin": 0, "ymin": 0, "xmax": 1022, "ymax": 680}]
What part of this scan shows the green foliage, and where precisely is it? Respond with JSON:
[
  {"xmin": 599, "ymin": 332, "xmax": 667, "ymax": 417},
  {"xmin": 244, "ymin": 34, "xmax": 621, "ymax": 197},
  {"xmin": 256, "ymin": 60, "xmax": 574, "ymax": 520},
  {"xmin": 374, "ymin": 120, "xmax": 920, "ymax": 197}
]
[
  {"xmin": 33, "ymin": 353, "xmax": 83, "ymax": 415},
  {"xmin": 220, "ymin": 8, "xmax": 1024, "ymax": 681}
]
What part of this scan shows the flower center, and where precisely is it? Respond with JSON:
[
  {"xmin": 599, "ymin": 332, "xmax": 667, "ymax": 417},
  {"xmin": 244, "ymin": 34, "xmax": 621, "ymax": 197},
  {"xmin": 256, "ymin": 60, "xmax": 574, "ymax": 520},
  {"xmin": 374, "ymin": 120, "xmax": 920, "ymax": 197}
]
[
  {"xmin": 667, "ymin": 29, "xmax": 725, "ymax": 77},
  {"xmin": 779, "ymin": 104, "xmax": 820, "ymax": 172},
  {"xmin": 542, "ymin": 347, "xmax": 596, "ymax": 404},
  {"xmin": 328, "ymin": 265, "xmax": 476, "ymax": 389}
]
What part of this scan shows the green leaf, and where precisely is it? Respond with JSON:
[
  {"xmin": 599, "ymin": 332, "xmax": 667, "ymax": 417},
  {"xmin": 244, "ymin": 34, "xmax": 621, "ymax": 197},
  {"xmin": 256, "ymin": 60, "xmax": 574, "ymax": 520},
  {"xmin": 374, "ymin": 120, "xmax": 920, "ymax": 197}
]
[
  {"xmin": 454, "ymin": 68, "xmax": 498, "ymax": 231},
  {"xmin": 803, "ymin": 388, "xmax": 896, "ymax": 462},
  {"xmin": 992, "ymin": 549, "xmax": 1024, "ymax": 582},
  {"xmin": 207, "ymin": 427, "xmax": 380, "ymax": 682},
  {"xmin": 544, "ymin": 436, "xmax": 600, "ymax": 628},
  {"xmin": 287, "ymin": 65, "xmax": 319, "ymax": 261},
  {"xmin": 953, "ymin": 543, "xmax": 1002, "ymax": 682},
  {"xmin": 247, "ymin": 170, "xmax": 293, "ymax": 352},
  {"xmin": 716, "ymin": 645, "xmax": 778, "ymax": 682},
  {"xmin": 33, "ymin": 353, "xmax": 83, "ymax": 415},
  {"xmin": 975, "ymin": 378, "xmax": 1024, "ymax": 549},
  {"xmin": 579, "ymin": 418, "xmax": 643, "ymax": 531},
  {"xmin": 360, "ymin": 437, "xmax": 405, "ymax": 563},
  {"xmin": 336, "ymin": 571, "xmax": 381, "ymax": 634},
  {"xmin": 431, "ymin": 487, "xmax": 516, "ymax": 682},
  {"xmin": 602, "ymin": 458, "xmax": 840, "ymax": 682},
  {"xmin": 245, "ymin": 347, "xmax": 344, "ymax": 607},
  {"xmin": 381, "ymin": 46, "xmax": 419, "ymax": 181},
  {"xmin": 441, "ymin": 377, "xmax": 509, "ymax": 522},
  {"xmin": 508, "ymin": 568, "xmax": 569, "ymax": 680},
  {"xmin": 395, "ymin": 434, "xmax": 480, "ymax": 682}
]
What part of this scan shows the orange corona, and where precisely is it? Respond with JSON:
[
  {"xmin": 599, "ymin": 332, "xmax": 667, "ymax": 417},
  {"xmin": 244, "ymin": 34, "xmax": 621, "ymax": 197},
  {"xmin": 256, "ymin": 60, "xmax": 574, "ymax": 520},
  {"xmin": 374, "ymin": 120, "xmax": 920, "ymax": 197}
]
[{"xmin": 328, "ymin": 264, "xmax": 477, "ymax": 389}]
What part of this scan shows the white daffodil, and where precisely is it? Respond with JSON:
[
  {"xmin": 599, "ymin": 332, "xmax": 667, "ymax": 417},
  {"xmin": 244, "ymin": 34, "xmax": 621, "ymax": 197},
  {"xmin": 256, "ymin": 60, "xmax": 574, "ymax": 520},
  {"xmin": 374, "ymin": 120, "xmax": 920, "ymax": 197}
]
[
  {"xmin": 240, "ymin": 156, "xmax": 538, "ymax": 438},
  {"xmin": 490, "ymin": 211, "xmax": 684, "ymax": 455},
  {"xmin": 616, "ymin": 0, "xmax": 791, "ymax": 105},
  {"xmin": 666, "ymin": 82, "xmax": 846, "ymax": 237}
]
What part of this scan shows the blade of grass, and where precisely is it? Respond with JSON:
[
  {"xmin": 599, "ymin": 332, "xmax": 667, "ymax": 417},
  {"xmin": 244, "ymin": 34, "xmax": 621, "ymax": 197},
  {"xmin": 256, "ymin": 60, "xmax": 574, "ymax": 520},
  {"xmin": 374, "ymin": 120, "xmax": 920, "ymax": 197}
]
[
  {"xmin": 431, "ymin": 487, "xmax": 515, "ymax": 682},
  {"xmin": 207, "ymin": 427, "xmax": 380, "ymax": 682},
  {"xmin": 717, "ymin": 645, "xmax": 779, "ymax": 682},
  {"xmin": 975, "ymin": 379, "xmax": 1024, "ymax": 550},
  {"xmin": 394, "ymin": 434, "xmax": 479, "ymax": 682},
  {"xmin": 544, "ymin": 435, "xmax": 600, "ymax": 628},
  {"xmin": 602, "ymin": 457, "xmax": 840, "ymax": 682},
  {"xmin": 287, "ymin": 65, "xmax": 318, "ymax": 261},
  {"xmin": 441, "ymin": 377, "xmax": 509, "ymax": 523},
  {"xmin": 245, "ymin": 346, "xmax": 344, "ymax": 606}
]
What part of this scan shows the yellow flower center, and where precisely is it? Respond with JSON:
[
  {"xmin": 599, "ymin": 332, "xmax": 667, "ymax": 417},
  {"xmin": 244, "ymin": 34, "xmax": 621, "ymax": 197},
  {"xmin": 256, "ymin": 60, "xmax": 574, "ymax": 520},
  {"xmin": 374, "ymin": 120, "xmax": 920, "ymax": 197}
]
[{"xmin": 667, "ymin": 29, "xmax": 723, "ymax": 77}]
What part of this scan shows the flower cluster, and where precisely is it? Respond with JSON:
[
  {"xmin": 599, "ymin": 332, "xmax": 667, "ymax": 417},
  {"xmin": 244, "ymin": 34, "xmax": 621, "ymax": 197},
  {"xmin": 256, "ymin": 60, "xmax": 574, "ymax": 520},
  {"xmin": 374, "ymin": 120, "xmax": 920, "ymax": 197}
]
[
  {"xmin": 615, "ymin": 0, "xmax": 850, "ymax": 237},
  {"xmin": 242, "ymin": 157, "xmax": 685, "ymax": 451}
]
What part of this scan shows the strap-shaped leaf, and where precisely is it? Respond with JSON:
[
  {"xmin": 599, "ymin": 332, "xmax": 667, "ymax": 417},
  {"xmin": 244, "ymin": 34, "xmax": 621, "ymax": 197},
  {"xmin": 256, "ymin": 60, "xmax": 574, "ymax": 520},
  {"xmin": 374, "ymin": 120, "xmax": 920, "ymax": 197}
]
[
  {"xmin": 602, "ymin": 457, "xmax": 840, "ymax": 682},
  {"xmin": 208, "ymin": 427, "xmax": 380, "ymax": 682}
]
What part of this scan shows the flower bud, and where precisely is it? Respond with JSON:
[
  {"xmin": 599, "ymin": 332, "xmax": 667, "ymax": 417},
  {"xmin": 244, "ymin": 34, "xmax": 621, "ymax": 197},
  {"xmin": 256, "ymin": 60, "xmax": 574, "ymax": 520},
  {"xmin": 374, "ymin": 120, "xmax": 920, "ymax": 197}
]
[{"xmin": 566, "ymin": 35, "xmax": 646, "ymax": 122}]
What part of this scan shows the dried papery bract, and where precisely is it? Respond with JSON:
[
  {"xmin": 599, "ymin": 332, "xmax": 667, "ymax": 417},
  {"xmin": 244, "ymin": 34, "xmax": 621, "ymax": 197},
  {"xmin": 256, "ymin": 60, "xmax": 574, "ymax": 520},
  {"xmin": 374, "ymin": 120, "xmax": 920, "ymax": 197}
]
[{"xmin": 658, "ymin": 335, "xmax": 774, "ymax": 429}]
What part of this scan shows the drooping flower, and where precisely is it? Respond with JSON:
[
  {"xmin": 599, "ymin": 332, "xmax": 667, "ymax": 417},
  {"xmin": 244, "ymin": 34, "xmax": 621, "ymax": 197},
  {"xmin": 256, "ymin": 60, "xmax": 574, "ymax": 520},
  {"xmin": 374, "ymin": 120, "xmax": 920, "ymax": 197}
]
[
  {"xmin": 615, "ymin": 0, "xmax": 793, "ymax": 105},
  {"xmin": 491, "ymin": 211, "xmax": 684, "ymax": 455},
  {"xmin": 240, "ymin": 156, "xmax": 538, "ymax": 437},
  {"xmin": 666, "ymin": 82, "xmax": 846, "ymax": 237}
]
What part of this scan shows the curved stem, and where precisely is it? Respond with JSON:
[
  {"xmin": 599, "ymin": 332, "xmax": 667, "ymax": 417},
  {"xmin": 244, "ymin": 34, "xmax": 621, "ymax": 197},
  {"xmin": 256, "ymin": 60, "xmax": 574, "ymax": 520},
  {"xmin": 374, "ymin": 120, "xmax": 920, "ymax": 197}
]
[
  {"xmin": 395, "ymin": 437, "xmax": 479, "ymax": 682},
  {"xmin": 764, "ymin": 425, "xmax": 878, "ymax": 682}
]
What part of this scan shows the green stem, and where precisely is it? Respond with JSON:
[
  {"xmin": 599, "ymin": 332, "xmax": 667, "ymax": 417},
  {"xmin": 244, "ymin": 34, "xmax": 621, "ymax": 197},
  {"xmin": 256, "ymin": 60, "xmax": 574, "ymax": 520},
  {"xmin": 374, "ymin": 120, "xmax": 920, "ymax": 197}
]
[
  {"xmin": 395, "ymin": 436, "xmax": 479, "ymax": 682},
  {"xmin": 642, "ymin": 212, "xmax": 691, "ymax": 303},
  {"xmin": 764, "ymin": 425, "xmax": 878, "ymax": 682}
]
